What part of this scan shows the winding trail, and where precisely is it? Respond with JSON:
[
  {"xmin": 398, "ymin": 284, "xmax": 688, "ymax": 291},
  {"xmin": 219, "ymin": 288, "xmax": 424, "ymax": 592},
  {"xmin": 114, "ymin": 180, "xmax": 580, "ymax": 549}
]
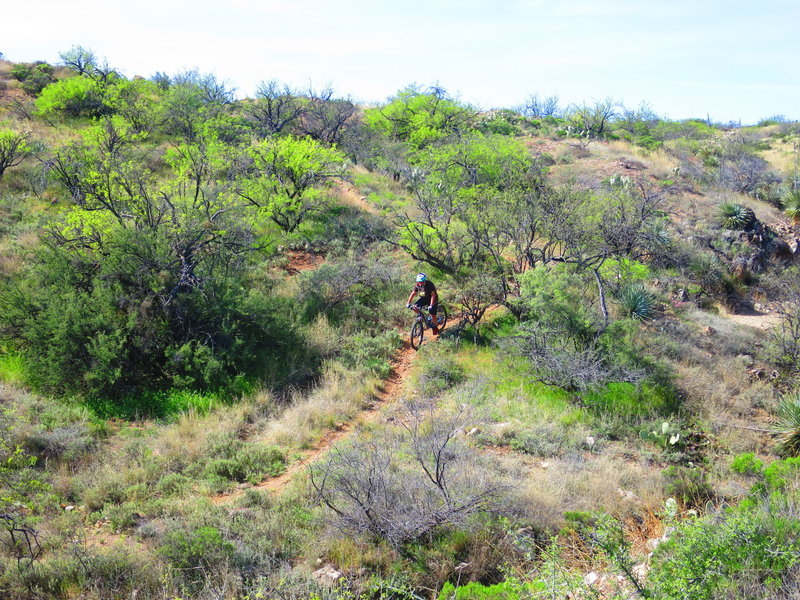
[{"xmin": 212, "ymin": 339, "xmax": 417, "ymax": 505}]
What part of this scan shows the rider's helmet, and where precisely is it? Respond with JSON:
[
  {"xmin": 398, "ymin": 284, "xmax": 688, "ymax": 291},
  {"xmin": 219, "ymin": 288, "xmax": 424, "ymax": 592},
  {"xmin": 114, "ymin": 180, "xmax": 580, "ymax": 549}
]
[{"xmin": 415, "ymin": 272, "xmax": 427, "ymax": 283}]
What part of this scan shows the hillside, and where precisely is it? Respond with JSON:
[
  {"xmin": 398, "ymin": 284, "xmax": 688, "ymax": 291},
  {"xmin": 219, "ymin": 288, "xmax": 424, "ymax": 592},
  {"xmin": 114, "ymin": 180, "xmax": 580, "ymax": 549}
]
[{"xmin": 1, "ymin": 53, "xmax": 800, "ymax": 600}]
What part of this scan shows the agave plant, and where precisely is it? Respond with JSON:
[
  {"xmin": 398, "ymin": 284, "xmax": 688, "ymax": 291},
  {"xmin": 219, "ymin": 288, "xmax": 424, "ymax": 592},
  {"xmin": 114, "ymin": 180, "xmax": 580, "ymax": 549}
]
[
  {"xmin": 616, "ymin": 284, "xmax": 657, "ymax": 321},
  {"xmin": 718, "ymin": 201, "xmax": 756, "ymax": 230},
  {"xmin": 773, "ymin": 393, "xmax": 800, "ymax": 458},
  {"xmin": 782, "ymin": 189, "xmax": 800, "ymax": 225}
]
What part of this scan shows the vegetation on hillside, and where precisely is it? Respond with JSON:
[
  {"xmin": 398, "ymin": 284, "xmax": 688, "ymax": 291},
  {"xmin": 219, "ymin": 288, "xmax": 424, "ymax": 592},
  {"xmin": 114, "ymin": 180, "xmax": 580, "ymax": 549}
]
[{"xmin": 0, "ymin": 48, "xmax": 799, "ymax": 598}]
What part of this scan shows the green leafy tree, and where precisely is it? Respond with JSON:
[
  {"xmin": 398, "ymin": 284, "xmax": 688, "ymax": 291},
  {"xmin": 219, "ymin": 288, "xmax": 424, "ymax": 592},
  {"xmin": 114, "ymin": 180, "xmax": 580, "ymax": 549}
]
[
  {"xmin": 0, "ymin": 128, "xmax": 31, "ymax": 178},
  {"xmin": 394, "ymin": 132, "xmax": 541, "ymax": 278},
  {"xmin": 3, "ymin": 120, "xmax": 287, "ymax": 398},
  {"xmin": 365, "ymin": 85, "xmax": 477, "ymax": 150},
  {"xmin": 59, "ymin": 45, "xmax": 99, "ymax": 77},
  {"xmin": 35, "ymin": 76, "xmax": 114, "ymax": 119},
  {"xmin": 237, "ymin": 135, "xmax": 347, "ymax": 232}
]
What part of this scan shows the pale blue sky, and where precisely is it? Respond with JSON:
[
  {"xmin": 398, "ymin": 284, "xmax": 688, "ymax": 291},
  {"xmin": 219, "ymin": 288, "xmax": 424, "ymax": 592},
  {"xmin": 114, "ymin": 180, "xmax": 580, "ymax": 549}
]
[{"xmin": 4, "ymin": 0, "xmax": 798, "ymax": 123}]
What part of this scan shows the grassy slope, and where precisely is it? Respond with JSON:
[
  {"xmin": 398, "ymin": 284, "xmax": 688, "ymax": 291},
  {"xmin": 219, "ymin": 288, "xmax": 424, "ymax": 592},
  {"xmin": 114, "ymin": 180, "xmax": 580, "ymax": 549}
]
[{"xmin": 0, "ymin": 68, "xmax": 798, "ymax": 596}]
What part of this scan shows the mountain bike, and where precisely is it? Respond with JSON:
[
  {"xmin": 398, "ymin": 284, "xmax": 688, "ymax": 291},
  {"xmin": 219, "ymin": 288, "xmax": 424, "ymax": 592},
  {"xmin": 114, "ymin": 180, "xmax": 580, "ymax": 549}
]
[{"xmin": 409, "ymin": 304, "xmax": 448, "ymax": 350}]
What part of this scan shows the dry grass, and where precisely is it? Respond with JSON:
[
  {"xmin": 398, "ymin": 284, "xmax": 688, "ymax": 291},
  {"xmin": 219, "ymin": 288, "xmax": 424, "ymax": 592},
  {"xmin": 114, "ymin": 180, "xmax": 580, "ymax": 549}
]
[
  {"xmin": 256, "ymin": 365, "xmax": 378, "ymax": 450},
  {"xmin": 504, "ymin": 452, "xmax": 665, "ymax": 531},
  {"xmin": 760, "ymin": 138, "xmax": 798, "ymax": 174}
]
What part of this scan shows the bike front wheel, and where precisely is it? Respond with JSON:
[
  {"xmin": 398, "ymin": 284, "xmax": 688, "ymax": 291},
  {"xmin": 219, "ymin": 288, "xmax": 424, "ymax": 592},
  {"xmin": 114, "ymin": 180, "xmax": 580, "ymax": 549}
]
[{"xmin": 410, "ymin": 320, "xmax": 424, "ymax": 349}]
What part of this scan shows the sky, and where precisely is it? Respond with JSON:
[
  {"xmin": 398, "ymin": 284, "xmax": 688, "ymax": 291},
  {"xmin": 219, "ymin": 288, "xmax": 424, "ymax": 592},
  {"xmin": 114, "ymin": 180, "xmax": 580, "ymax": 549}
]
[{"xmin": 3, "ymin": 0, "xmax": 799, "ymax": 124}]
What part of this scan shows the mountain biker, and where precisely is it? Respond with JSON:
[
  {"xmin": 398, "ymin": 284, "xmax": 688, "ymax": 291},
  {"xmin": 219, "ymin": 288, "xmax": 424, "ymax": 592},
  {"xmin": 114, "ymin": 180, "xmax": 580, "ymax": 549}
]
[{"xmin": 406, "ymin": 272, "xmax": 440, "ymax": 335}]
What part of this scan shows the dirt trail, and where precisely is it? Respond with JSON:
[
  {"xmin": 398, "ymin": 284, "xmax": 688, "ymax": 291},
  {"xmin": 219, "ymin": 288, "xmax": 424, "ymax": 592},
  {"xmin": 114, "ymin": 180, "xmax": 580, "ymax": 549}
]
[
  {"xmin": 334, "ymin": 179, "xmax": 379, "ymax": 215},
  {"xmin": 721, "ymin": 309, "xmax": 781, "ymax": 330},
  {"xmin": 212, "ymin": 339, "xmax": 418, "ymax": 505}
]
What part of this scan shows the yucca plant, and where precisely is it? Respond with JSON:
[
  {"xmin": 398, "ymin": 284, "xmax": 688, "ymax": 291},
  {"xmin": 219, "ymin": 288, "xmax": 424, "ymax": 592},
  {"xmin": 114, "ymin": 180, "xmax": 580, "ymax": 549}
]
[
  {"xmin": 773, "ymin": 393, "xmax": 800, "ymax": 458},
  {"xmin": 616, "ymin": 284, "xmax": 657, "ymax": 321},
  {"xmin": 718, "ymin": 201, "xmax": 756, "ymax": 230},
  {"xmin": 782, "ymin": 189, "xmax": 800, "ymax": 225}
]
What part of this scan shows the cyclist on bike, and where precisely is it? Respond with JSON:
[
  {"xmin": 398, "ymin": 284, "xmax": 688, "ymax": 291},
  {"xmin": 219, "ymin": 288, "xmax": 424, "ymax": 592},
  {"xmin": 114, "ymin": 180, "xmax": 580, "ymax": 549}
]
[{"xmin": 406, "ymin": 272, "xmax": 440, "ymax": 335}]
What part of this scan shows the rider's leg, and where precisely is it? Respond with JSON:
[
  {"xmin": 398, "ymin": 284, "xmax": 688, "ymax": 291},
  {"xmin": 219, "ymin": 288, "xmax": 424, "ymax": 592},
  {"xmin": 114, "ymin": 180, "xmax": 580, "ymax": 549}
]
[{"xmin": 415, "ymin": 298, "xmax": 438, "ymax": 334}]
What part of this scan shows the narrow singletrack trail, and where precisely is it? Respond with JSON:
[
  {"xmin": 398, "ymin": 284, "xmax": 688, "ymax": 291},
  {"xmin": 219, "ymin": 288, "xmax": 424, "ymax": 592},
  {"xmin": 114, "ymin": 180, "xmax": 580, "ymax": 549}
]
[{"xmin": 212, "ymin": 338, "xmax": 418, "ymax": 505}]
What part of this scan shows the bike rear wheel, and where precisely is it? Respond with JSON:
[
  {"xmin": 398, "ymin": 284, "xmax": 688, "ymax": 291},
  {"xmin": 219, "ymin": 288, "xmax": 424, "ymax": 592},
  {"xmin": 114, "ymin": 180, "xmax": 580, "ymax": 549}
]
[
  {"xmin": 410, "ymin": 320, "xmax": 424, "ymax": 349},
  {"xmin": 435, "ymin": 304, "xmax": 448, "ymax": 330}
]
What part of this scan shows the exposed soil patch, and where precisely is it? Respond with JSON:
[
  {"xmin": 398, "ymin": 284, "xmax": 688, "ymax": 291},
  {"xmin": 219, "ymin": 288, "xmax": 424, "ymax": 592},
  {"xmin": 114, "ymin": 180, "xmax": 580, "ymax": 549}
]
[{"xmin": 281, "ymin": 250, "xmax": 324, "ymax": 275}]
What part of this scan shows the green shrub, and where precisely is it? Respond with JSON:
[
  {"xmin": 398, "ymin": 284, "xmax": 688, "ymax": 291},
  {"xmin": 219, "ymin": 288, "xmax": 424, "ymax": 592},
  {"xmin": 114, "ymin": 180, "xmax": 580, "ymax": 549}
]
[
  {"xmin": 340, "ymin": 329, "xmax": 402, "ymax": 377},
  {"xmin": 774, "ymin": 394, "xmax": 800, "ymax": 458},
  {"xmin": 763, "ymin": 457, "xmax": 800, "ymax": 492},
  {"xmin": 505, "ymin": 423, "xmax": 585, "ymax": 457},
  {"xmin": 2, "ymin": 231, "xmax": 304, "ymax": 405},
  {"xmin": 615, "ymin": 284, "xmax": 657, "ymax": 321},
  {"xmin": 418, "ymin": 353, "xmax": 465, "ymax": 394},
  {"xmin": 718, "ymin": 201, "xmax": 756, "ymax": 230},
  {"xmin": 156, "ymin": 472, "xmax": 191, "ymax": 497},
  {"xmin": 36, "ymin": 76, "xmax": 112, "ymax": 118},
  {"xmin": 158, "ymin": 525, "xmax": 234, "ymax": 572},
  {"xmin": 0, "ymin": 555, "xmax": 82, "ymax": 599},
  {"xmin": 437, "ymin": 580, "xmax": 523, "ymax": 600},
  {"xmin": 103, "ymin": 501, "xmax": 141, "ymax": 531},
  {"xmin": 649, "ymin": 502, "xmax": 800, "ymax": 600},
  {"xmin": 662, "ymin": 465, "xmax": 714, "ymax": 508},
  {"xmin": 783, "ymin": 189, "xmax": 800, "ymax": 223},
  {"xmin": 10, "ymin": 62, "xmax": 56, "ymax": 96},
  {"xmin": 203, "ymin": 433, "xmax": 285, "ymax": 484},
  {"xmin": 731, "ymin": 452, "xmax": 764, "ymax": 475}
]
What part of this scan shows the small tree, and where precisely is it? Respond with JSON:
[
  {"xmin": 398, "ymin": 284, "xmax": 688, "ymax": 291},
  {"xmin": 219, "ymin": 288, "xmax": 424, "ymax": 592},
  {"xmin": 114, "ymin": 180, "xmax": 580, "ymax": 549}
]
[
  {"xmin": 237, "ymin": 135, "xmax": 347, "ymax": 232},
  {"xmin": 310, "ymin": 404, "xmax": 501, "ymax": 548},
  {"xmin": 299, "ymin": 85, "xmax": 358, "ymax": 145},
  {"xmin": 566, "ymin": 98, "xmax": 617, "ymax": 138},
  {"xmin": 0, "ymin": 129, "xmax": 31, "ymax": 178},
  {"xmin": 59, "ymin": 45, "xmax": 98, "ymax": 76},
  {"xmin": 522, "ymin": 93, "xmax": 561, "ymax": 119},
  {"xmin": 246, "ymin": 79, "xmax": 304, "ymax": 137}
]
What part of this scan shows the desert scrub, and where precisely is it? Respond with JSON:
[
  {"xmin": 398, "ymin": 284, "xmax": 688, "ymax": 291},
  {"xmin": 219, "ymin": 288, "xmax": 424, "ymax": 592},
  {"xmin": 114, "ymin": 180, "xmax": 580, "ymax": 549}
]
[
  {"xmin": 199, "ymin": 432, "xmax": 285, "ymax": 490},
  {"xmin": 615, "ymin": 283, "xmax": 658, "ymax": 321},
  {"xmin": 415, "ymin": 350, "xmax": 465, "ymax": 394},
  {"xmin": 773, "ymin": 393, "xmax": 800, "ymax": 458},
  {"xmin": 648, "ymin": 499, "xmax": 800, "ymax": 600},
  {"xmin": 717, "ymin": 201, "xmax": 756, "ymax": 230}
]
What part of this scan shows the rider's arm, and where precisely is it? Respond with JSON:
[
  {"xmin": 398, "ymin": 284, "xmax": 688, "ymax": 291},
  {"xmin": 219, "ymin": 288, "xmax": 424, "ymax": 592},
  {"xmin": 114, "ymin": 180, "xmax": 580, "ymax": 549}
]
[
  {"xmin": 429, "ymin": 290, "xmax": 437, "ymax": 308},
  {"xmin": 407, "ymin": 289, "xmax": 417, "ymax": 305}
]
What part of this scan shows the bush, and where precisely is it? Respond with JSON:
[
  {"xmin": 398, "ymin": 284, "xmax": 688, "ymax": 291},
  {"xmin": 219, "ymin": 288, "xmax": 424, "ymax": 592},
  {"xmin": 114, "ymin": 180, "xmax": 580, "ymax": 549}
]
[
  {"xmin": 615, "ymin": 283, "xmax": 657, "ymax": 321},
  {"xmin": 437, "ymin": 580, "xmax": 524, "ymax": 599},
  {"xmin": 156, "ymin": 472, "xmax": 191, "ymax": 497},
  {"xmin": 2, "ymin": 233, "xmax": 301, "ymax": 403},
  {"xmin": 784, "ymin": 189, "xmax": 800, "ymax": 224},
  {"xmin": 418, "ymin": 353, "xmax": 465, "ymax": 394},
  {"xmin": 662, "ymin": 465, "xmax": 714, "ymax": 508},
  {"xmin": 203, "ymin": 433, "xmax": 285, "ymax": 484},
  {"xmin": 649, "ymin": 501, "xmax": 800, "ymax": 600},
  {"xmin": 10, "ymin": 62, "xmax": 56, "ymax": 96},
  {"xmin": 730, "ymin": 452, "xmax": 764, "ymax": 475},
  {"xmin": 158, "ymin": 525, "xmax": 234, "ymax": 572},
  {"xmin": 35, "ymin": 76, "xmax": 112, "ymax": 118},
  {"xmin": 718, "ymin": 201, "xmax": 756, "ymax": 230},
  {"xmin": 773, "ymin": 394, "xmax": 800, "ymax": 458},
  {"xmin": 21, "ymin": 423, "xmax": 96, "ymax": 463}
]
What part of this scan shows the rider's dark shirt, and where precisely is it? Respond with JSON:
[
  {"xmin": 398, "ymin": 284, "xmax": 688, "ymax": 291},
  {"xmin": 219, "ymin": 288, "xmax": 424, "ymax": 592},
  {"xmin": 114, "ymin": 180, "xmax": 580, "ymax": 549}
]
[{"xmin": 414, "ymin": 280, "xmax": 437, "ymax": 300}]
